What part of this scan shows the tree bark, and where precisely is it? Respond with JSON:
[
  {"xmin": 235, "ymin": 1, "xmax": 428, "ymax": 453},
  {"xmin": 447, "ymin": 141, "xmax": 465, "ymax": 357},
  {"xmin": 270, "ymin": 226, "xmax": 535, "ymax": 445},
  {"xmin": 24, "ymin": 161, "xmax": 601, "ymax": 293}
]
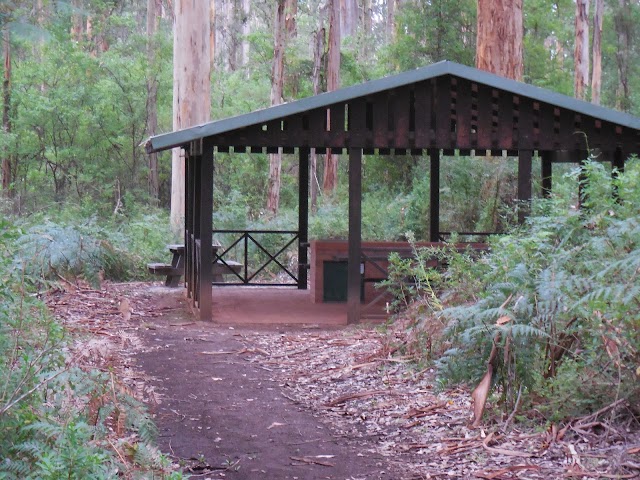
[
  {"xmin": 340, "ymin": 0, "xmax": 358, "ymax": 37},
  {"xmin": 614, "ymin": 0, "xmax": 631, "ymax": 111},
  {"xmin": 285, "ymin": 0, "xmax": 297, "ymax": 39},
  {"xmin": 266, "ymin": 0, "xmax": 286, "ymax": 216},
  {"xmin": 310, "ymin": 27, "xmax": 325, "ymax": 213},
  {"xmin": 476, "ymin": 0, "xmax": 523, "ymax": 81},
  {"xmin": 147, "ymin": 0, "xmax": 160, "ymax": 202},
  {"xmin": 591, "ymin": 0, "xmax": 603, "ymax": 105},
  {"xmin": 323, "ymin": 0, "xmax": 340, "ymax": 194},
  {"xmin": 210, "ymin": 0, "xmax": 216, "ymax": 67},
  {"xmin": 240, "ymin": 0, "xmax": 250, "ymax": 67},
  {"xmin": 226, "ymin": 0, "xmax": 237, "ymax": 71},
  {"xmin": 360, "ymin": 0, "xmax": 372, "ymax": 59},
  {"xmin": 171, "ymin": 0, "xmax": 212, "ymax": 233},
  {"xmin": 2, "ymin": 27, "xmax": 11, "ymax": 197},
  {"xmin": 573, "ymin": 0, "xmax": 589, "ymax": 100},
  {"xmin": 386, "ymin": 0, "xmax": 395, "ymax": 42}
]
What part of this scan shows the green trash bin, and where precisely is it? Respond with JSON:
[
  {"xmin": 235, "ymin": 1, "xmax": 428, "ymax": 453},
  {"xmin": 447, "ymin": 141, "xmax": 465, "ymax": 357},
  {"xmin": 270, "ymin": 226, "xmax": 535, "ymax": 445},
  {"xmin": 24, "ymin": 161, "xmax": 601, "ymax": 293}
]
[{"xmin": 322, "ymin": 260, "xmax": 364, "ymax": 302}]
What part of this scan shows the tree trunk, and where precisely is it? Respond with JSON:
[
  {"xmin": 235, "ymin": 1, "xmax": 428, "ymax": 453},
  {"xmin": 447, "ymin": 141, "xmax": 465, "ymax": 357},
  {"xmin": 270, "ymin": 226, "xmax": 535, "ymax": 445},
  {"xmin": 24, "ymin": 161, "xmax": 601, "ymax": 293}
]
[
  {"xmin": 210, "ymin": 0, "xmax": 216, "ymax": 67},
  {"xmin": 362, "ymin": 0, "xmax": 372, "ymax": 58},
  {"xmin": 266, "ymin": 0, "xmax": 286, "ymax": 216},
  {"xmin": 285, "ymin": 0, "xmax": 297, "ymax": 39},
  {"xmin": 323, "ymin": 0, "xmax": 340, "ymax": 194},
  {"xmin": 2, "ymin": 27, "xmax": 11, "ymax": 197},
  {"xmin": 591, "ymin": 0, "xmax": 603, "ymax": 105},
  {"xmin": 476, "ymin": 0, "xmax": 523, "ymax": 81},
  {"xmin": 340, "ymin": 0, "xmax": 358, "ymax": 37},
  {"xmin": 386, "ymin": 0, "xmax": 395, "ymax": 42},
  {"xmin": 226, "ymin": 0, "xmax": 237, "ymax": 71},
  {"xmin": 170, "ymin": 0, "xmax": 212, "ymax": 233},
  {"xmin": 573, "ymin": 0, "xmax": 589, "ymax": 100},
  {"xmin": 310, "ymin": 27, "xmax": 325, "ymax": 213},
  {"xmin": 614, "ymin": 0, "xmax": 631, "ymax": 111},
  {"xmin": 147, "ymin": 0, "xmax": 160, "ymax": 202},
  {"xmin": 240, "ymin": 0, "xmax": 250, "ymax": 67}
]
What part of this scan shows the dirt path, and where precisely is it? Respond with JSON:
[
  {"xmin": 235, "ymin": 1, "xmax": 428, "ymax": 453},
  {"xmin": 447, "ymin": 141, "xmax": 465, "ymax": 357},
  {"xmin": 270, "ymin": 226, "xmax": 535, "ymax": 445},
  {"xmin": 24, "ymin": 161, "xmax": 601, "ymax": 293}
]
[
  {"xmin": 48, "ymin": 282, "xmax": 640, "ymax": 480},
  {"xmin": 135, "ymin": 319, "xmax": 397, "ymax": 479}
]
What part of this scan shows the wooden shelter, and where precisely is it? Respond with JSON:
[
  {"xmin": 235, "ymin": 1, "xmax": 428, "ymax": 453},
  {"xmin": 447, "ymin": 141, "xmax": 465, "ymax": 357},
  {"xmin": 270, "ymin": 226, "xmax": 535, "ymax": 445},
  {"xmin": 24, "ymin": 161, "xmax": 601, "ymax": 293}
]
[{"xmin": 145, "ymin": 60, "xmax": 640, "ymax": 323}]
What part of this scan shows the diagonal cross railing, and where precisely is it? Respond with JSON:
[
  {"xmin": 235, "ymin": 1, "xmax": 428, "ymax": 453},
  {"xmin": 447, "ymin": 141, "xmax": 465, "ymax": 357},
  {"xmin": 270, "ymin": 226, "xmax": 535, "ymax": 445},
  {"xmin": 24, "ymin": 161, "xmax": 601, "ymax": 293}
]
[{"xmin": 212, "ymin": 229, "xmax": 300, "ymax": 286}]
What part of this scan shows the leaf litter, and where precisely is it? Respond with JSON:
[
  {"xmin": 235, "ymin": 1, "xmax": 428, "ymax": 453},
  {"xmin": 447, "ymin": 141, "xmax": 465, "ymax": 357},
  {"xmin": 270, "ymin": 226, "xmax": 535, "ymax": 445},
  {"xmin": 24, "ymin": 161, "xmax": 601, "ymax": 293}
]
[{"xmin": 46, "ymin": 281, "xmax": 640, "ymax": 479}]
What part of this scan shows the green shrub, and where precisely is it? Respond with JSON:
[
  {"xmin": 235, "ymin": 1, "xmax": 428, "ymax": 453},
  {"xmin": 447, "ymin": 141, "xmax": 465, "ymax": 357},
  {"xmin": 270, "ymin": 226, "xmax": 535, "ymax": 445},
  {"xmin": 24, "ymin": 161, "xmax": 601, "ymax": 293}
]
[
  {"xmin": 0, "ymin": 218, "xmax": 181, "ymax": 479},
  {"xmin": 387, "ymin": 158, "xmax": 640, "ymax": 422},
  {"xmin": 439, "ymin": 159, "xmax": 640, "ymax": 420}
]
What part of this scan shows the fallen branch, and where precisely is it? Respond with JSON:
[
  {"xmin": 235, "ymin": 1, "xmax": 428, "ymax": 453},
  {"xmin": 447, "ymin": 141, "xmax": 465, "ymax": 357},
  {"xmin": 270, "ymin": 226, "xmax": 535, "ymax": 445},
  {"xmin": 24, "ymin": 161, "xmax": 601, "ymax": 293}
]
[
  {"xmin": 474, "ymin": 465, "xmax": 541, "ymax": 479},
  {"xmin": 481, "ymin": 432, "xmax": 534, "ymax": 458},
  {"xmin": 575, "ymin": 398, "xmax": 627, "ymax": 426},
  {"xmin": 290, "ymin": 456, "xmax": 335, "ymax": 467},
  {"xmin": 564, "ymin": 466, "xmax": 639, "ymax": 479},
  {"xmin": 324, "ymin": 389, "xmax": 403, "ymax": 407}
]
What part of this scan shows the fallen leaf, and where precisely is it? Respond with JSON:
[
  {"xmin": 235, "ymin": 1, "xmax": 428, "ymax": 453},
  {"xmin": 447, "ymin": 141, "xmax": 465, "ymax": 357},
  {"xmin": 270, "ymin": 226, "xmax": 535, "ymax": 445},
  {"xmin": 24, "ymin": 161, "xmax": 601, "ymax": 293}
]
[
  {"xmin": 496, "ymin": 315, "xmax": 511, "ymax": 325},
  {"xmin": 118, "ymin": 298, "xmax": 131, "ymax": 321},
  {"xmin": 471, "ymin": 366, "xmax": 493, "ymax": 427}
]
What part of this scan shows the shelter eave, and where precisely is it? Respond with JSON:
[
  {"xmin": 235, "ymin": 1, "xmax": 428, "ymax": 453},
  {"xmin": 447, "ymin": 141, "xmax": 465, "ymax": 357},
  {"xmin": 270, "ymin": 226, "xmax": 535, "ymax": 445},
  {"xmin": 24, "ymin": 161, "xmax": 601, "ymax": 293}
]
[{"xmin": 145, "ymin": 60, "xmax": 640, "ymax": 155}]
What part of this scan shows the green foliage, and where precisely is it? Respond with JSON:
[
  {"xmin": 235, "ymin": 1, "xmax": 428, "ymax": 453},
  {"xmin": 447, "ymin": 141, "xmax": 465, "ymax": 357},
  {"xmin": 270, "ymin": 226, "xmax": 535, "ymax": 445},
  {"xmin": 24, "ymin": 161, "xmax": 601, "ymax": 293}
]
[
  {"xmin": 383, "ymin": 0, "xmax": 476, "ymax": 72},
  {"xmin": 0, "ymin": 218, "xmax": 181, "ymax": 479},
  {"xmin": 431, "ymin": 159, "xmax": 640, "ymax": 420}
]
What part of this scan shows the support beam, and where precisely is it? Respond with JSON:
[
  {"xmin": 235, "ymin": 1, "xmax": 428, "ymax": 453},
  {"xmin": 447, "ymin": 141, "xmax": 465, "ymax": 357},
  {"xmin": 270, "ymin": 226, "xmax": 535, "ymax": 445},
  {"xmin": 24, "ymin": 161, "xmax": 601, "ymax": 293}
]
[
  {"xmin": 298, "ymin": 148, "xmax": 309, "ymax": 289},
  {"xmin": 518, "ymin": 150, "xmax": 533, "ymax": 223},
  {"xmin": 429, "ymin": 148, "xmax": 440, "ymax": 242},
  {"xmin": 185, "ymin": 150, "xmax": 194, "ymax": 298},
  {"xmin": 541, "ymin": 151, "xmax": 552, "ymax": 198},
  {"xmin": 347, "ymin": 148, "xmax": 362, "ymax": 324},
  {"xmin": 612, "ymin": 146, "xmax": 625, "ymax": 174},
  {"xmin": 198, "ymin": 142, "xmax": 213, "ymax": 321}
]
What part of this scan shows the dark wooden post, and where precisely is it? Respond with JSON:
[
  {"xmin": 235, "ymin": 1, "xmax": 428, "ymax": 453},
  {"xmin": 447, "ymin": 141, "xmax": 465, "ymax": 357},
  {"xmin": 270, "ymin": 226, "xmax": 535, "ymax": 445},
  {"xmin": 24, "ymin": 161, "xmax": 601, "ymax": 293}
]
[
  {"xmin": 184, "ymin": 149, "xmax": 193, "ymax": 298},
  {"xmin": 198, "ymin": 140, "xmax": 213, "ymax": 321},
  {"xmin": 429, "ymin": 148, "xmax": 440, "ymax": 242},
  {"xmin": 541, "ymin": 150, "xmax": 552, "ymax": 198},
  {"xmin": 518, "ymin": 150, "xmax": 533, "ymax": 223},
  {"xmin": 612, "ymin": 147, "xmax": 625, "ymax": 202},
  {"xmin": 298, "ymin": 147, "xmax": 309, "ymax": 289},
  {"xmin": 347, "ymin": 148, "xmax": 362, "ymax": 324}
]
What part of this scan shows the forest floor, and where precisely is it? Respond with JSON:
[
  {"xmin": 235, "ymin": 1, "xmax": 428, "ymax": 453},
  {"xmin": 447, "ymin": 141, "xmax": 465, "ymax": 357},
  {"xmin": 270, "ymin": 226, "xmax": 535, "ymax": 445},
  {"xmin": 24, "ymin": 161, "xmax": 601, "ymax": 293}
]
[{"xmin": 47, "ymin": 282, "xmax": 640, "ymax": 480}]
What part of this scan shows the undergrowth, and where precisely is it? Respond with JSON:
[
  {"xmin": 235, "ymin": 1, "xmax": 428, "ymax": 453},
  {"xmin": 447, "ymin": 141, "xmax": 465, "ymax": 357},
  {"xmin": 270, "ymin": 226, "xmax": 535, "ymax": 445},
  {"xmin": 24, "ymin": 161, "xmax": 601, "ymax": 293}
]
[
  {"xmin": 385, "ymin": 158, "xmax": 640, "ymax": 423},
  {"xmin": 0, "ymin": 219, "xmax": 182, "ymax": 479}
]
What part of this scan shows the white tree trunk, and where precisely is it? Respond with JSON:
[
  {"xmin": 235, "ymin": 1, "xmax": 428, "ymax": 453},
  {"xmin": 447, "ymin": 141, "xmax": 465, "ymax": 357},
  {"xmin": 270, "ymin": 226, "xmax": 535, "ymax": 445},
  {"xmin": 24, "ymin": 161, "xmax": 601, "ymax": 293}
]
[
  {"xmin": 323, "ymin": 0, "xmax": 340, "ymax": 194},
  {"xmin": 240, "ymin": 0, "xmax": 250, "ymax": 67},
  {"xmin": 170, "ymin": 0, "xmax": 212, "ymax": 234},
  {"xmin": 573, "ymin": 0, "xmax": 589, "ymax": 100},
  {"xmin": 266, "ymin": 0, "xmax": 286, "ymax": 216},
  {"xmin": 591, "ymin": 0, "xmax": 603, "ymax": 105}
]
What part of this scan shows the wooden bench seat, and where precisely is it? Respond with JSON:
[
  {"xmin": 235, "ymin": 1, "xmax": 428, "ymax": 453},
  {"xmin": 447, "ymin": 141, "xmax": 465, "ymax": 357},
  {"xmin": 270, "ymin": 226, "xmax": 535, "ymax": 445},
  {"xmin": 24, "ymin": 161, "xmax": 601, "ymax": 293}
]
[
  {"xmin": 212, "ymin": 260, "xmax": 242, "ymax": 282},
  {"xmin": 147, "ymin": 262, "xmax": 181, "ymax": 276},
  {"xmin": 147, "ymin": 259, "xmax": 243, "ymax": 285}
]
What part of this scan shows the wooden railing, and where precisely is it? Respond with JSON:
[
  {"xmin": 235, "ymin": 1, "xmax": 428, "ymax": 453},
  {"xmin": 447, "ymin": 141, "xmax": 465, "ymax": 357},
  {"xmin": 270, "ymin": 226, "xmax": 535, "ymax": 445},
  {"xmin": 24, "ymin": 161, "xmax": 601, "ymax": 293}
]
[{"xmin": 212, "ymin": 229, "xmax": 301, "ymax": 287}]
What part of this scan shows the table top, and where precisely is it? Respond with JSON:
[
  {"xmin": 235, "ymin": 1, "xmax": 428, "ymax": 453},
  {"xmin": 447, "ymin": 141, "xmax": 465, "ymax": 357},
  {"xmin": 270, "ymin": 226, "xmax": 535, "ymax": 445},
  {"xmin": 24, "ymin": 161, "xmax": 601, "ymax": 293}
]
[{"xmin": 168, "ymin": 243, "xmax": 221, "ymax": 254}]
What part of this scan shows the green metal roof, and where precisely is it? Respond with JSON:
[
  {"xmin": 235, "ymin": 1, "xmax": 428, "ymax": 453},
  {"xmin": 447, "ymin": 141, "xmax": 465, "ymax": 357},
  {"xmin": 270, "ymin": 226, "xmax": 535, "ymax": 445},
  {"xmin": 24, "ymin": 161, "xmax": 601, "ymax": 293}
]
[{"xmin": 145, "ymin": 60, "xmax": 640, "ymax": 154}]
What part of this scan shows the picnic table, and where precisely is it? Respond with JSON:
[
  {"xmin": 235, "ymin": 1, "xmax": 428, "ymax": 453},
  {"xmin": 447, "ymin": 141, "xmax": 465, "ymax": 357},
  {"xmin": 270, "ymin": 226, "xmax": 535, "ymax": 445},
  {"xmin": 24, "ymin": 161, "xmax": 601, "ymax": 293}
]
[{"xmin": 147, "ymin": 243, "xmax": 242, "ymax": 287}]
